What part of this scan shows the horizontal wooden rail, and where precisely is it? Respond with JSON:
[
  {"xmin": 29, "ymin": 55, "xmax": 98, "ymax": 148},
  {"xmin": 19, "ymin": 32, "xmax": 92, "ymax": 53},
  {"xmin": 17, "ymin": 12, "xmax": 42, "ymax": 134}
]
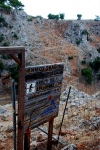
[{"xmin": 0, "ymin": 46, "xmax": 25, "ymax": 54}]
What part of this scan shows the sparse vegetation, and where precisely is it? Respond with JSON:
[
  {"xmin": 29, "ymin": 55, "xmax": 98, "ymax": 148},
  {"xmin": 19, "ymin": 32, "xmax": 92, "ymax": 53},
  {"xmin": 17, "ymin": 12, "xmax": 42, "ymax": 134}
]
[
  {"xmin": 81, "ymin": 29, "xmax": 89, "ymax": 40},
  {"xmin": 13, "ymin": 33, "xmax": 19, "ymax": 39},
  {"xmin": 59, "ymin": 13, "xmax": 65, "ymax": 19},
  {"xmin": 76, "ymin": 38, "xmax": 82, "ymax": 45},
  {"xmin": 81, "ymin": 60, "xmax": 86, "ymax": 65},
  {"xmin": 0, "ymin": 15, "xmax": 5, "ymax": 23},
  {"xmin": 81, "ymin": 29, "xmax": 88, "ymax": 35},
  {"xmin": 81, "ymin": 68, "xmax": 93, "ymax": 84},
  {"xmin": 0, "ymin": 34, "xmax": 4, "ymax": 42},
  {"xmin": 48, "ymin": 14, "xmax": 59, "ymax": 20},
  {"xmin": 0, "ymin": 15, "xmax": 8, "ymax": 27},
  {"xmin": 0, "ymin": 3, "xmax": 11, "ymax": 13},
  {"xmin": 89, "ymin": 57, "xmax": 100, "ymax": 72},
  {"xmin": 1, "ymin": 54, "xmax": 10, "ymax": 59},
  {"xmin": 77, "ymin": 14, "xmax": 82, "ymax": 20},
  {"xmin": 2, "ymin": 42, "xmax": 10, "ymax": 46},
  {"xmin": 0, "ymin": 0, "xmax": 24, "ymax": 10}
]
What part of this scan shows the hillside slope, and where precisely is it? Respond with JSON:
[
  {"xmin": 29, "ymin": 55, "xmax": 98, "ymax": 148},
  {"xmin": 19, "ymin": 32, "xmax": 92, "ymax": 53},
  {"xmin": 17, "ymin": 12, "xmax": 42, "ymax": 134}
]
[{"xmin": 0, "ymin": 10, "xmax": 100, "ymax": 79}]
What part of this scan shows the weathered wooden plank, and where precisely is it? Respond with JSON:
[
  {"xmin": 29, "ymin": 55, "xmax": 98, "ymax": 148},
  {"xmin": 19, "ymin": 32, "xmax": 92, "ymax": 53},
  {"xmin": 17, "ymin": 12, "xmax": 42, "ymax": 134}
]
[
  {"xmin": 24, "ymin": 63, "xmax": 64, "ymax": 129},
  {"xmin": 25, "ymin": 87, "xmax": 61, "ymax": 101},
  {"xmin": 25, "ymin": 63, "xmax": 64, "ymax": 74},
  {"xmin": 25, "ymin": 70, "xmax": 63, "ymax": 80},
  {"xmin": 25, "ymin": 90, "xmax": 60, "ymax": 104},
  {"xmin": 24, "ymin": 112, "xmax": 57, "ymax": 129},
  {"xmin": 9, "ymin": 54, "xmax": 21, "ymax": 65},
  {"xmin": 17, "ymin": 49, "xmax": 25, "ymax": 150},
  {"xmin": 25, "ymin": 101, "xmax": 59, "ymax": 116},
  {"xmin": 0, "ymin": 46, "xmax": 24, "ymax": 54}
]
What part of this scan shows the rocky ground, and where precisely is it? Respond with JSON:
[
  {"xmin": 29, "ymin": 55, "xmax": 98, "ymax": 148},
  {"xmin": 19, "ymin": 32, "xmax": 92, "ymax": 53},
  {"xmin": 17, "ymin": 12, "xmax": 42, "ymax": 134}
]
[{"xmin": 0, "ymin": 84, "xmax": 100, "ymax": 150}]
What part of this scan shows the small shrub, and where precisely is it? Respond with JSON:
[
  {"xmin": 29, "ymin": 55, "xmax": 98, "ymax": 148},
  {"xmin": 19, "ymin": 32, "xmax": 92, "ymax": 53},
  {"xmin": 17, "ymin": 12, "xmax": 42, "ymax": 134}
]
[
  {"xmin": 13, "ymin": 33, "xmax": 19, "ymax": 39},
  {"xmin": 77, "ymin": 14, "xmax": 82, "ymax": 20},
  {"xmin": 48, "ymin": 13, "xmax": 59, "ymax": 20},
  {"xmin": 0, "ymin": 15, "xmax": 5, "ymax": 23},
  {"xmin": 81, "ymin": 68, "xmax": 93, "ymax": 84},
  {"xmin": 3, "ymin": 21, "xmax": 8, "ymax": 27},
  {"xmin": 0, "ymin": 34, "xmax": 4, "ymax": 42},
  {"xmin": 89, "ymin": 57, "xmax": 100, "ymax": 72},
  {"xmin": 76, "ymin": 38, "xmax": 82, "ymax": 45},
  {"xmin": 81, "ymin": 60, "xmax": 86, "ymax": 65},
  {"xmin": 81, "ymin": 29, "xmax": 88, "ymax": 35},
  {"xmin": 59, "ymin": 13, "xmax": 65, "ymax": 19},
  {"xmin": 28, "ymin": 16, "xmax": 33, "ymax": 21},
  {"xmin": 0, "ymin": 15, "xmax": 8, "ymax": 27},
  {"xmin": 3, "ymin": 42, "xmax": 10, "ymax": 46}
]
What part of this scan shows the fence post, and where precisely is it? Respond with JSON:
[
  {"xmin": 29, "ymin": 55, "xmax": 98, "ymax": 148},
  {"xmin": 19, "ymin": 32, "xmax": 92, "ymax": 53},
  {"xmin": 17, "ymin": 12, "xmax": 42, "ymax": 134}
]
[
  {"xmin": 47, "ymin": 118, "xmax": 54, "ymax": 150},
  {"xmin": 12, "ymin": 80, "xmax": 16, "ymax": 150}
]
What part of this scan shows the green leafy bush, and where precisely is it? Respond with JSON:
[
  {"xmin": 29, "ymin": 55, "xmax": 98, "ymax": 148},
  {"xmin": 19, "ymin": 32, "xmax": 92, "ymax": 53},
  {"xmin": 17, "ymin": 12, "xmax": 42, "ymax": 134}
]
[
  {"xmin": 0, "ymin": 0, "xmax": 24, "ymax": 10},
  {"xmin": 0, "ymin": 3, "xmax": 11, "ymax": 13},
  {"xmin": 81, "ymin": 68, "xmax": 93, "ymax": 84},
  {"xmin": 77, "ymin": 14, "xmax": 82, "ymax": 20},
  {"xmin": 59, "ymin": 13, "xmax": 65, "ymax": 19},
  {"xmin": 48, "ymin": 13, "xmax": 59, "ymax": 20}
]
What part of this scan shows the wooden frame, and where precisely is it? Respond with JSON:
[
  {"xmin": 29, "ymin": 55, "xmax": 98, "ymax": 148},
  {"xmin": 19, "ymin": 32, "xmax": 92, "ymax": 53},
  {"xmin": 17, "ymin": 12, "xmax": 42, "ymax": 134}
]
[{"xmin": 0, "ymin": 46, "xmax": 25, "ymax": 150}]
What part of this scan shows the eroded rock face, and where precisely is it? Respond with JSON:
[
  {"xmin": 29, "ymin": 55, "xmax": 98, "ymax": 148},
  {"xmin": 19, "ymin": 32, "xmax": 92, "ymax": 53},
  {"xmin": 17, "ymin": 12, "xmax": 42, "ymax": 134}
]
[{"xmin": 64, "ymin": 21, "xmax": 100, "ymax": 63}]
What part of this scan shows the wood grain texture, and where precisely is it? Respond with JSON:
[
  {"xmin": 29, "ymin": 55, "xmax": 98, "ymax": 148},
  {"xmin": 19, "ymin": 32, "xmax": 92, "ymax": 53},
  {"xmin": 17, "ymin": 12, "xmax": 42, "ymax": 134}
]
[{"xmin": 24, "ymin": 63, "xmax": 64, "ymax": 129}]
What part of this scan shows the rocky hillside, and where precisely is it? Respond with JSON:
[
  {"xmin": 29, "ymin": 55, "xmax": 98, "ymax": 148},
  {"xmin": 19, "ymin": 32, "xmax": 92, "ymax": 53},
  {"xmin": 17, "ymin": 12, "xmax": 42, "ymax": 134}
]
[
  {"xmin": 0, "ymin": 9, "xmax": 100, "ymax": 78},
  {"xmin": 0, "ymin": 10, "xmax": 100, "ymax": 150}
]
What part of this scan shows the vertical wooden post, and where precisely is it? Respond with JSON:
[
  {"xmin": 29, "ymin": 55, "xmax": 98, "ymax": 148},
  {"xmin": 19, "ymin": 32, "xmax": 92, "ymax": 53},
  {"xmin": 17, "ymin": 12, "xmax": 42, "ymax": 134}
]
[
  {"xmin": 24, "ymin": 127, "xmax": 30, "ymax": 150},
  {"xmin": 47, "ymin": 118, "xmax": 54, "ymax": 150},
  {"xmin": 17, "ymin": 49, "xmax": 25, "ymax": 150}
]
